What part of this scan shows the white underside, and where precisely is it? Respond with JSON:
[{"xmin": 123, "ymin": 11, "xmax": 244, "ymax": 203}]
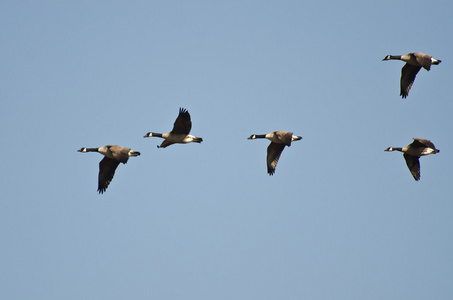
[
  {"xmin": 265, "ymin": 133, "xmax": 300, "ymax": 144},
  {"xmin": 421, "ymin": 148, "xmax": 436, "ymax": 155},
  {"xmin": 163, "ymin": 133, "xmax": 198, "ymax": 143}
]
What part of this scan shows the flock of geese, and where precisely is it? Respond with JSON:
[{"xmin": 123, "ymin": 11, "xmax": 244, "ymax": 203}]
[{"xmin": 79, "ymin": 52, "xmax": 442, "ymax": 194}]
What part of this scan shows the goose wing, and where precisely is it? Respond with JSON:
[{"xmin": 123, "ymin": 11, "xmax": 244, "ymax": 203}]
[
  {"xmin": 403, "ymin": 153, "xmax": 420, "ymax": 181},
  {"xmin": 108, "ymin": 145, "xmax": 130, "ymax": 164},
  {"xmin": 412, "ymin": 138, "xmax": 437, "ymax": 150},
  {"xmin": 158, "ymin": 140, "xmax": 175, "ymax": 148},
  {"xmin": 98, "ymin": 157, "xmax": 121, "ymax": 194},
  {"xmin": 267, "ymin": 142, "xmax": 286, "ymax": 175},
  {"xmin": 400, "ymin": 64, "xmax": 422, "ymax": 98},
  {"xmin": 275, "ymin": 131, "xmax": 293, "ymax": 146},
  {"xmin": 171, "ymin": 108, "xmax": 192, "ymax": 134},
  {"xmin": 413, "ymin": 52, "xmax": 432, "ymax": 71}
]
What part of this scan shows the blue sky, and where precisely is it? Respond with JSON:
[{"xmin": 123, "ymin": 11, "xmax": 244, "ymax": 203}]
[{"xmin": 1, "ymin": 1, "xmax": 452, "ymax": 299}]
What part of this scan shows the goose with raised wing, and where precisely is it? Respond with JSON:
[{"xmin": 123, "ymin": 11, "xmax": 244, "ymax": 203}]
[
  {"xmin": 384, "ymin": 138, "xmax": 439, "ymax": 181},
  {"xmin": 144, "ymin": 108, "xmax": 203, "ymax": 148},
  {"xmin": 382, "ymin": 52, "xmax": 441, "ymax": 98},
  {"xmin": 78, "ymin": 145, "xmax": 140, "ymax": 194},
  {"xmin": 248, "ymin": 131, "xmax": 302, "ymax": 175}
]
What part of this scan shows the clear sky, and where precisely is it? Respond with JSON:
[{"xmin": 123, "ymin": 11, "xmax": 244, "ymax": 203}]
[{"xmin": 1, "ymin": 1, "xmax": 452, "ymax": 299}]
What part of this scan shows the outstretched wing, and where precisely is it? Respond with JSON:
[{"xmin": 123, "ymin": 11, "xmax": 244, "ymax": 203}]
[
  {"xmin": 267, "ymin": 143, "xmax": 286, "ymax": 175},
  {"xmin": 413, "ymin": 52, "xmax": 432, "ymax": 71},
  {"xmin": 158, "ymin": 140, "xmax": 175, "ymax": 148},
  {"xmin": 275, "ymin": 131, "xmax": 293, "ymax": 146},
  {"xmin": 400, "ymin": 63, "xmax": 421, "ymax": 98},
  {"xmin": 108, "ymin": 145, "xmax": 130, "ymax": 164},
  {"xmin": 403, "ymin": 154, "xmax": 420, "ymax": 181},
  {"xmin": 412, "ymin": 138, "xmax": 436, "ymax": 150},
  {"xmin": 98, "ymin": 157, "xmax": 121, "ymax": 193},
  {"xmin": 171, "ymin": 108, "xmax": 192, "ymax": 134}
]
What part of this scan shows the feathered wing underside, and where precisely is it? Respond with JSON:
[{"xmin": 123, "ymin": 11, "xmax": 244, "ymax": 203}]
[
  {"xmin": 98, "ymin": 157, "xmax": 121, "ymax": 193},
  {"xmin": 400, "ymin": 64, "xmax": 421, "ymax": 98},
  {"xmin": 412, "ymin": 138, "xmax": 436, "ymax": 150},
  {"xmin": 108, "ymin": 145, "xmax": 130, "ymax": 163},
  {"xmin": 413, "ymin": 52, "xmax": 432, "ymax": 71},
  {"xmin": 275, "ymin": 131, "xmax": 293, "ymax": 146},
  {"xmin": 158, "ymin": 140, "xmax": 175, "ymax": 148},
  {"xmin": 172, "ymin": 108, "xmax": 192, "ymax": 134},
  {"xmin": 267, "ymin": 143, "xmax": 286, "ymax": 175},
  {"xmin": 403, "ymin": 153, "xmax": 421, "ymax": 181}
]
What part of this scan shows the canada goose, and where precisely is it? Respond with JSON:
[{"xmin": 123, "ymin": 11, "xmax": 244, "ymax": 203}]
[
  {"xmin": 248, "ymin": 131, "xmax": 302, "ymax": 175},
  {"xmin": 382, "ymin": 52, "xmax": 441, "ymax": 98},
  {"xmin": 78, "ymin": 145, "xmax": 140, "ymax": 194},
  {"xmin": 384, "ymin": 138, "xmax": 439, "ymax": 181},
  {"xmin": 144, "ymin": 108, "xmax": 203, "ymax": 148}
]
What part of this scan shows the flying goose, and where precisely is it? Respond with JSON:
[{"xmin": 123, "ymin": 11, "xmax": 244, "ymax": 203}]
[
  {"xmin": 144, "ymin": 108, "xmax": 203, "ymax": 148},
  {"xmin": 78, "ymin": 145, "xmax": 140, "ymax": 193},
  {"xmin": 382, "ymin": 52, "xmax": 441, "ymax": 98},
  {"xmin": 248, "ymin": 131, "xmax": 302, "ymax": 175},
  {"xmin": 384, "ymin": 138, "xmax": 439, "ymax": 181}
]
